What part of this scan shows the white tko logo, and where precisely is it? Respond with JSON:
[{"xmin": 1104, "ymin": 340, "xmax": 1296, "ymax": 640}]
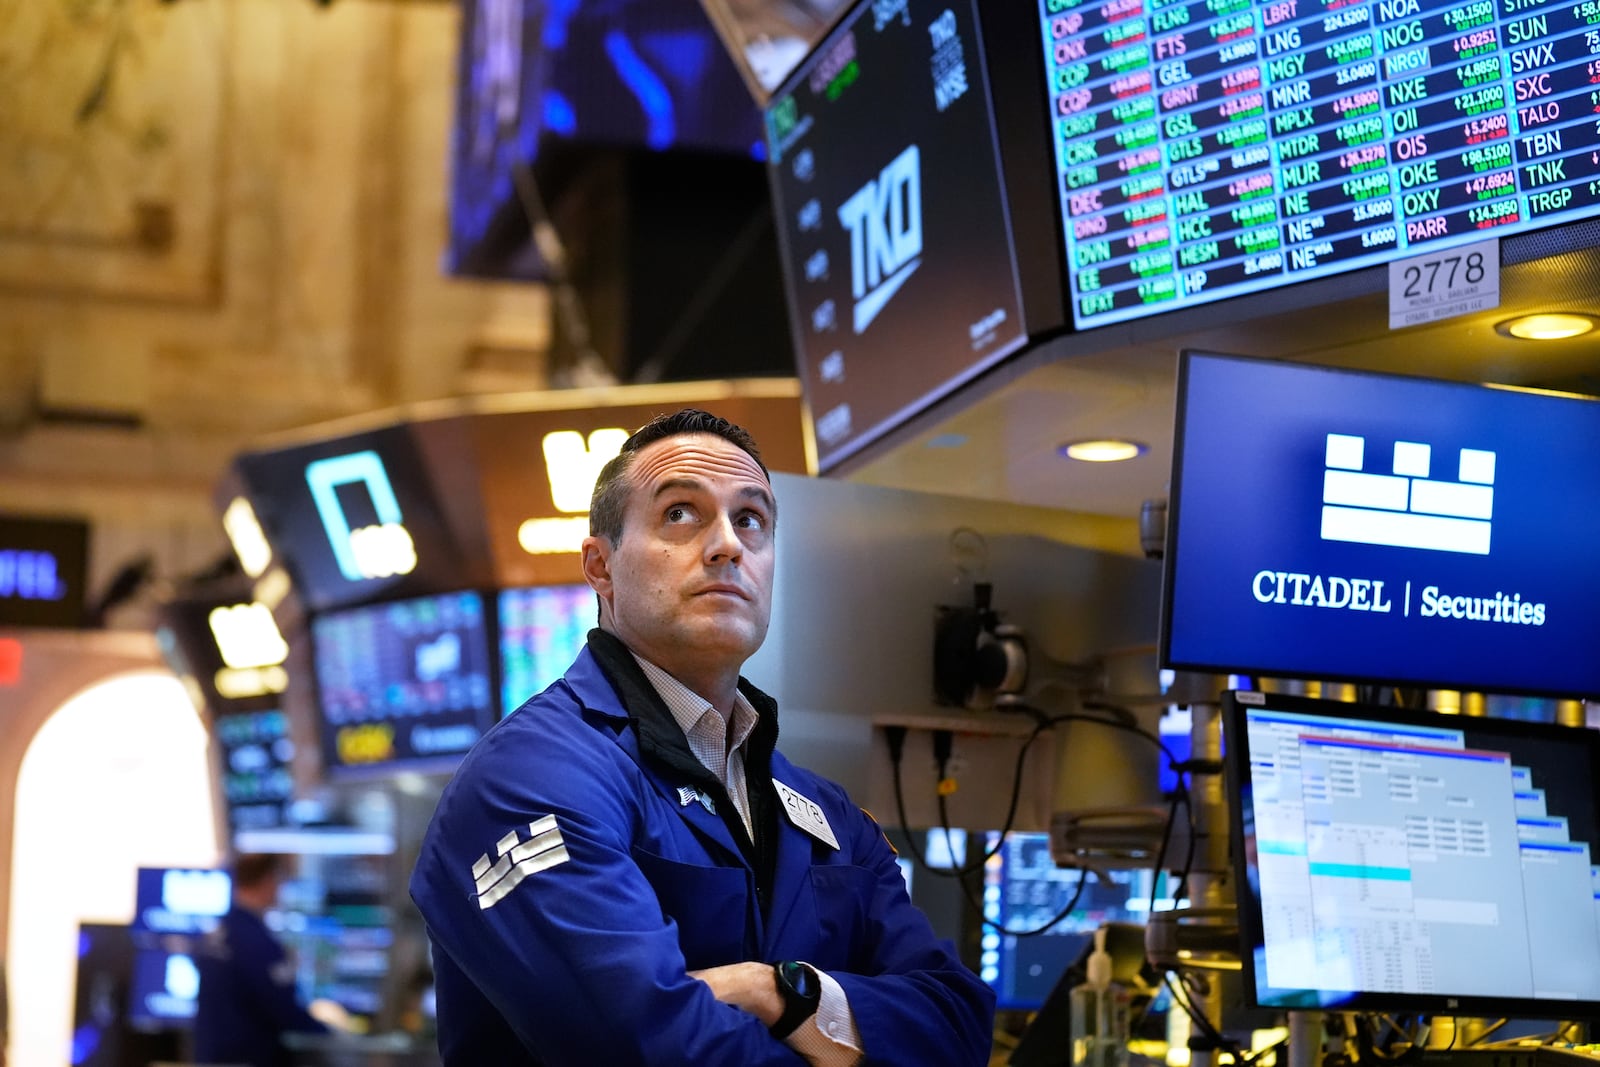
[{"xmin": 837, "ymin": 145, "xmax": 923, "ymax": 334}]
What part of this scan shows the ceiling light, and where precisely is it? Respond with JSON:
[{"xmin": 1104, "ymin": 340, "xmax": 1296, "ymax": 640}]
[
  {"xmin": 1495, "ymin": 313, "xmax": 1596, "ymax": 340},
  {"xmin": 1058, "ymin": 438, "xmax": 1147, "ymax": 462}
]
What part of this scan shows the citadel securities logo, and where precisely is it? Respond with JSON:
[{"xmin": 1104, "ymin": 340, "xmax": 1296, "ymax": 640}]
[
  {"xmin": 838, "ymin": 144, "xmax": 922, "ymax": 333},
  {"xmin": 1248, "ymin": 432, "xmax": 1546, "ymax": 626},
  {"xmin": 1319, "ymin": 433, "xmax": 1496, "ymax": 555}
]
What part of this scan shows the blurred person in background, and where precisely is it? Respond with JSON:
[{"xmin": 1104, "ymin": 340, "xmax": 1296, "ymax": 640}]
[{"xmin": 193, "ymin": 854, "xmax": 337, "ymax": 1067}]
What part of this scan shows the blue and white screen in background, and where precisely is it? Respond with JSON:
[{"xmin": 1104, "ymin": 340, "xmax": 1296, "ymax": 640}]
[
  {"xmin": 499, "ymin": 584, "xmax": 595, "ymax": 716},
  {"xmin": 215, "ymin": 709, "xmax": 295, "ymax": 835},
  {"xmin": 128, "ymin": 947, "xmax": 201, "ymax": 1029},
  {"xmin": 1241, "ymin": 702, "xmax": 1600, "ymax": 1006},
  {"xmin": 132, "ymin": 867, "xmax": 231, "ymax": 937},
  {"xmin": 1163, "ymin": 352, "xmax": 1600, "ymax": 698}
]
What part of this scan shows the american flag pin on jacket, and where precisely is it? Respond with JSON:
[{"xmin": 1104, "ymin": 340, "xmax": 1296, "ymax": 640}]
[{"xmin": 676, "ymin": 785, "xmax": 715, "ymax": 814}]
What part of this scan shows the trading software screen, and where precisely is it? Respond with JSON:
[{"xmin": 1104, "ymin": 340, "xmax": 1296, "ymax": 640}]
[{"xmin": 1228, "ymin": 690, "xmax": 1600, "ymax": 1015}]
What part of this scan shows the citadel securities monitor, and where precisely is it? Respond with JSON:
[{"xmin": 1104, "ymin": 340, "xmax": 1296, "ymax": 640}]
[
  {"xmin": 1224, "ymin": 689, "xmax": 1600, "ymax": 1017},
  {"xmin": 1161, "ymin": 351, "xmax": 1600, "ymax": 699},
  {"xmin": 1038, "ymin": 0, "xmax": 1600, "ymax": 329},
  {"xmin": 766, "ymin": 0, "xmax": 1027, "ymax": 471}
]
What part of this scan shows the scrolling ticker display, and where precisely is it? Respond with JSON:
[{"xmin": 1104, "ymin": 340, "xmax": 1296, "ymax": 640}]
[
  {"xmin": 767, "ymin": 0, "xmax": 1026, "ymax": 471},
  {"xmin": 1040, "ymin": 0, "xmax": 1600, "ymax": 328}
]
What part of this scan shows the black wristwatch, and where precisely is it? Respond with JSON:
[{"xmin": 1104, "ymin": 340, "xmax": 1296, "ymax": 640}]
[{"xmin": 770, "ymin": 960, "xmax": 822, "ymax": 1039}]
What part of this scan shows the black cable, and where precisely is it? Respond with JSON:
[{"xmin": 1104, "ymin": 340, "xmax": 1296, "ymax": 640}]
[
  {"xmin": 1163, "ymin": 972, "xmax": 1248, "ymax": 1064},
  {"xmin": 886, "ymin": 716, "xmax": 1056, "ymax": 879},
  {"xmin": 886, "ymin": 706, "xmax": 1200, "ymax": 934},
  {"xmin": 935, "ymin": 789, "xmax": 1096, "ymax": 936}
]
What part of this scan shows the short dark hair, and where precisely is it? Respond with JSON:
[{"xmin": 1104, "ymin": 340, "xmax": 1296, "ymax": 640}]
[
  {"xmin": 588, "ymin": 409, "xmax": 769, "ymax": 545},
  {"xmin": 232, "ymin": 853, "xmax": 283, "ymax": 890}
]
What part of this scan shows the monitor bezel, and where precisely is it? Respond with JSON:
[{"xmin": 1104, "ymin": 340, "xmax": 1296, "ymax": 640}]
[
  {"xmin": 1160, "ymin": 348, "xmax": 1600, "ymax": 701},
  {"xmin": 1223, "ymin": 688, "xmax": 1600, "ymax": 1020}
]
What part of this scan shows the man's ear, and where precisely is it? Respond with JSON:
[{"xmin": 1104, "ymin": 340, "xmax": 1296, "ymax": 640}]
[{"xmin": 580, "ymin": 535, "xmax": 613, "ymax": 601}]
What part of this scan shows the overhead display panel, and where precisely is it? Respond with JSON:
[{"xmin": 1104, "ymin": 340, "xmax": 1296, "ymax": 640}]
[
  {"xmin": 0, "ymin": 515, "xmax": 88, "ymax": 630},
  {"xmin": 1162, "ymin": 351, "xmax": 1600, "ymax": 699},
  {"xmin": 1040, "ymin": 0, "xmax": 1600, "ymax": 329},
  {"xmin": 767, "ymin": 0, "xmax": 1027, "ymax": 471}
]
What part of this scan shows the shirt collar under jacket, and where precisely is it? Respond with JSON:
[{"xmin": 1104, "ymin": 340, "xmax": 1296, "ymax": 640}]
[
  {"xmin": 581, "ymin": 628, "xmax": 780, "ymax": 796},
  {"xmin": 631, "ymin": 653, "xmax": 760, "ymax": 763}
]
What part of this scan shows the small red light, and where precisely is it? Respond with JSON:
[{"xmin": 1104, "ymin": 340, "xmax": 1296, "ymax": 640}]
[{"xmin": 0, "ymin": 639, "xmax": 20, "ymax": 686}]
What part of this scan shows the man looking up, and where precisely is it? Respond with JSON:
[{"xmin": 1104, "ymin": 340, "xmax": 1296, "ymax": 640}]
[{"xmin": 410, "ymin": 409, "xmax": 993, "ymax": 1065}]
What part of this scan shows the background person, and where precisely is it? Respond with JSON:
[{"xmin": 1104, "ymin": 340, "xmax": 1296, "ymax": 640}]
[
  {"xmin": 193, "ymin": 854, "xmax": 331, "ymax": 1067},
  {"xmin": 411, "ymin": 408, "xmax": 994, "ymax": 1065}
]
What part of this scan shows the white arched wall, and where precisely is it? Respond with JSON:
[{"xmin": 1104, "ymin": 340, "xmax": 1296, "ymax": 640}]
[{"xmin": 8, "ymin": 668, "xmax": 220, "ymax": 1067}]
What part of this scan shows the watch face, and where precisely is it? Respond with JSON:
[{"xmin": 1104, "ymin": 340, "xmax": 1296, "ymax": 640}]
[{"xmin": 786, "ymin": 961, "xmax": 817, "ymax": 999}]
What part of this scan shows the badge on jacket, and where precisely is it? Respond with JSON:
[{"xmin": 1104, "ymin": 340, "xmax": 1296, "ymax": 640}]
[{"xmin": 773, "ymin": 780, "xmax": 839, "ymax": 850}]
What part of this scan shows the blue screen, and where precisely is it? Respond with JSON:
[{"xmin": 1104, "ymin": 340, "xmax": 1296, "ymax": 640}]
[
  {"xmin": 1163, "ymin": 352, "xmax": 1600, "ymax": 698},
  {"xmin": 498, "ymin": 584, "xmax": 594, "ymax": 716},
  {"xmin": 127, "ymin": 947, "xmax": 199, "ymax": 1030},
  {"xmin": 131, "ymin": 868, "xmax": 231, "ymax": 937}
]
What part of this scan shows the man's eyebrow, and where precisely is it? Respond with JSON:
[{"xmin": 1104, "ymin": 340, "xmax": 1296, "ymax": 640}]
[
  {"xmin": 738, "ymin": 484, "xmax": 777, "ymax": 515},
  {"xmin": 650, "ymin": 477, "xmax": 775, "ymax": 514},
  {"xmin": 650, "ymin": 476, "xmax": 706, "ymax": 499}
]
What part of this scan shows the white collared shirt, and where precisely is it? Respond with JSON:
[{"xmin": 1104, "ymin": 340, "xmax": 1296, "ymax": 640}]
[{"xmin": 630, "ymin": 653, "xmax": 864, "ymax": 1067}]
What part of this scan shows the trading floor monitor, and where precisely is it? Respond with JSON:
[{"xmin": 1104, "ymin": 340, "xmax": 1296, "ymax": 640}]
[{"xmin": 1225, "ymin": 690, "xmax": 1600, "ymax": 1019}]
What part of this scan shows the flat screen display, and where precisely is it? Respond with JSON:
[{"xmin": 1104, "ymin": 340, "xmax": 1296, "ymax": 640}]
[
  {"xmin": 131, "ymin": 867, "xmax": 231, "ymax": 938},
  {"xmin": 214, "ymin": 709, "xmax": 295, "ymax": 836},
  {"xmin": 980, "ymin": 831, "xmax": 1151, "ymax": 1009},
  {"xmin": 766, "ymin": 0, "xmax": 1027, "ymax": 471},
  {"xmin": 127, "ymin": 947, "xmax": 199, "ymax": 1030},
  {"xmin": 0, "ymin": 514, "xmax": 88, "ymax": 629},
  {"xmin": 449, "ymin": 0, "xmax": 764, "ymax": 281},
  {"xmin": 1039, "ymin": 0, "xmax": 1600, "ymax": 329},
  {"xmin": 234, "ymin": 427, "xmax": 470, "ymax": 613},
  {"xmin": 1225, "ymin": 689, "xmax": 1600, "ymax": 1016},
  {"xmin": 499, "ymin": 584, "xmax": 595, "ymax": 716},
  {"xmin": 311, "ymin": 591, "xmax": 495, "ymax": 774},
  {"xmin": 1162, "ymin": 351, "xmax": 1600, "ymax": 698}
]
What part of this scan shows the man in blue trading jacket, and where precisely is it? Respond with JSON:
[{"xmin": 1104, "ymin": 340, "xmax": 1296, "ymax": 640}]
[
  {"xmin": 410, "ymin": 409, "xmax": 994, "ymax": 1065},
  {"xmin": 194, "ymin": 854, "xmax": 329, "ymax": 1067}
]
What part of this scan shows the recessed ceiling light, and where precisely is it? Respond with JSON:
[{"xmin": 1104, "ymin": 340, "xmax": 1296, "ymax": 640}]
[
  {"xmin": 1495, "ymin": 313, "xmax": 1596, "ymax": 341},
  {"xmin": 1058, "ymin": 438, "xmax": 1147, "ymax": 462}
]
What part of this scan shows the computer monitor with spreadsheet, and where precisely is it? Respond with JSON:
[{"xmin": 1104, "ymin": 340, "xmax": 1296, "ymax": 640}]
[{"xmin": 1224, "ymin": 689, "xmax": 1600, "ymax": 1018}]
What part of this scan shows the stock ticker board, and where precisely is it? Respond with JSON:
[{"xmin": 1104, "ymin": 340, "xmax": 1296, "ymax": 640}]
[{"xmin": 1041, "ymin": 0, "xmax": 1600, "ymax": 328}]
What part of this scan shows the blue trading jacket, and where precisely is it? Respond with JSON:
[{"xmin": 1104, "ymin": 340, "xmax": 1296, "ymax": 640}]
[{"xmin": 410, "ymin": 630, "xmax": 994, "ymax": 1066}]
